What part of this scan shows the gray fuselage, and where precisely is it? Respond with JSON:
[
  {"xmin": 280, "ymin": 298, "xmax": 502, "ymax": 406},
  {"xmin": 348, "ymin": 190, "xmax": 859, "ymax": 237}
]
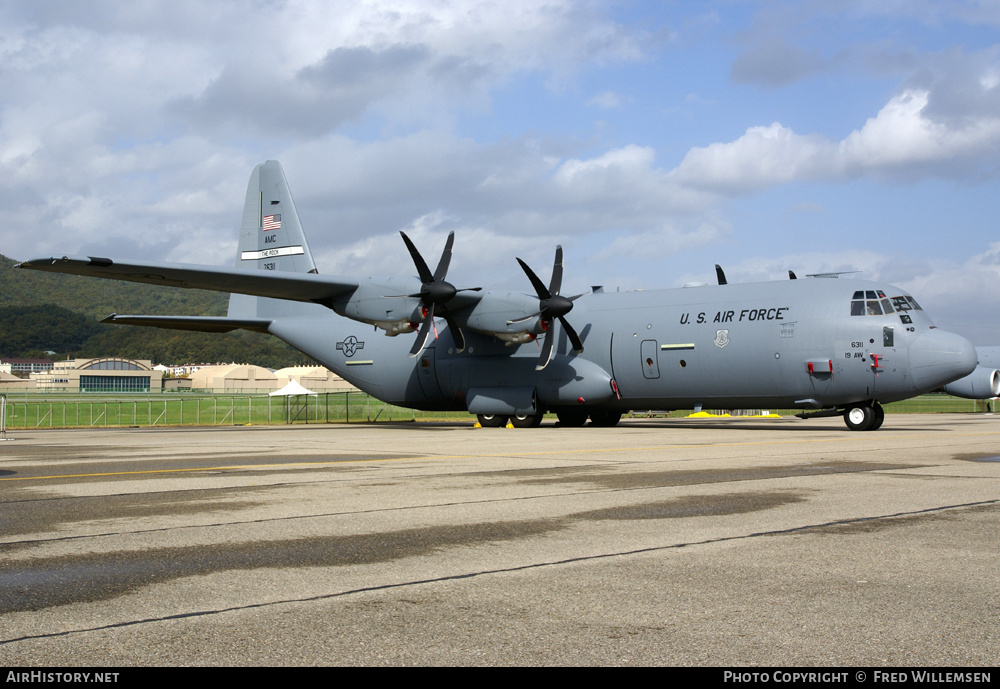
[{"xmin": 269, "ymin": 276, "xmax": 976, "ymax": 415}]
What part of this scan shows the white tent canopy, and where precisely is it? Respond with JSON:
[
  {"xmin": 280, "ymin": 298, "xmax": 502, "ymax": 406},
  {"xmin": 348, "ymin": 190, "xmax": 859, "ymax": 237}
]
[{"xmin": 268, "ymin": 379, "xmax": 317, "ymax": 397}]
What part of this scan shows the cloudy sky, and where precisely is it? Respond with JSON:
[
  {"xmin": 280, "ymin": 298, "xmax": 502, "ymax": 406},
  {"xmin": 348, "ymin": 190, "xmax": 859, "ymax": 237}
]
[{"xmin": 2, "ymin": 1, "xmax": 998, "ymax": 343}]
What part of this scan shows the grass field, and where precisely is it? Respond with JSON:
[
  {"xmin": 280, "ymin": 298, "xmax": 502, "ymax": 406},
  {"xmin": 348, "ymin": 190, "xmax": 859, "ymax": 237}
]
[
  {"xmin": 0, "ymin": 391, "xmax": 444, "ymax": 429},
  {"xmin": 0, "ymin": 391, "xmax": 994, "ymax": 430}
]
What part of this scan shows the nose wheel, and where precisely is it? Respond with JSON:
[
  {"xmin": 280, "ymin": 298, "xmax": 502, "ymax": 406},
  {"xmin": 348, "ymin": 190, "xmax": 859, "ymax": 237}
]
[{"xmin": 843, "ymin": 402, "xmax": 884, "ymax": 431}]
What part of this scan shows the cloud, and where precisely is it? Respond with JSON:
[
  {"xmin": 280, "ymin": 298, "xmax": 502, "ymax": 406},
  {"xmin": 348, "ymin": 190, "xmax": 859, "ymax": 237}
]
[
  {"xmin": 840, "ymin": 89, "xmax": 1000, "ymax": 176},
  {"xmin": 673, "ymin": 68, "xmax": 1000, "ymax": 195},
  {"xmin": 671, "ymin": 123, "xmax": 833, "ymax": 193},
  {"xmin": 587, "ymin": 90, "xmax": 623, "ymax": 109},
  {"xmin": 0, "ymin": 1, "xmax": 649, "ymax": 263},
  {"xmin": 730, "ymin": 37, "xmax": 826, "ymax": 87}
]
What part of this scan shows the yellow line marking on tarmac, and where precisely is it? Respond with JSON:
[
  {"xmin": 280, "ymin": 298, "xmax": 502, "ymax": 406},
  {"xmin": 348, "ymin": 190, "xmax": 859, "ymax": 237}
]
[{"xmin": 3, "ymin": 428, "xmax": 997, "ymax": 483}]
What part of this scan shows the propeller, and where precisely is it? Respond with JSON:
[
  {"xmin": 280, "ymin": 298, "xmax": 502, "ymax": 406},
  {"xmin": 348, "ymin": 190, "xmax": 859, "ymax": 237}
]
[
  {"xmin": 396, "ymin": 231, "xmax": 480, "ymax": 355},
  {"xmin": 511, "ymin": 246, "xmax": 584, "ymax": 370}
]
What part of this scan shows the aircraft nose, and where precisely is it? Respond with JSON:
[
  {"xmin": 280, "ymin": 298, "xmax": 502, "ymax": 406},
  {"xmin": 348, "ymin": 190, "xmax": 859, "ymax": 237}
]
[{"xmin": 908, "ymin": 329, "xmax": 978, "ymax": 393}]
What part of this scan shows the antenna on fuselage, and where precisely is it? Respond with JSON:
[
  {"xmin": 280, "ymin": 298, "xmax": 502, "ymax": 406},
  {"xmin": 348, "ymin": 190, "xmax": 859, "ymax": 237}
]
[
  {"xmin": 805, "ymin": 270, "xmax": 861, "ymax": 278},
  {"xmin": 715, "ymin": 264, "xmax": 727, "ymax": 285}
]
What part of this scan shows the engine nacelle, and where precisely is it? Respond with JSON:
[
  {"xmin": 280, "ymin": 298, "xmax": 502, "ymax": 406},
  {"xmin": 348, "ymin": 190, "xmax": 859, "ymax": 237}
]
[
  {"xmin": 375, "ymin": 320, "xmax": 417, "ymax": 336},
  {"xmin": 461, "ymin": 291, "xmax": 544, "ymax": 339},
  {"xmin": 333, "ymin": 277, "xmax": 424, "ymax": 333},
  {"xmin": 942, "ymin": 366, "xmax": 1000, "ymax": 399}
]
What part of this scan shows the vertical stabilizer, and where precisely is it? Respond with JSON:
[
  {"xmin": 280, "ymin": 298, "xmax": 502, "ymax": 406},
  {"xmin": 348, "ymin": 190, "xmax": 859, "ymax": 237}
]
[{"xmin": 228, "ymin": 161, "xmax": 324, "ymax": 319}]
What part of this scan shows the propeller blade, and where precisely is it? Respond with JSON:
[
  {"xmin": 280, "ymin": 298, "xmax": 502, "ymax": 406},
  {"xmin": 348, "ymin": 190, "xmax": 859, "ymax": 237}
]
[
  {"xmin": 559, "ymin": 316, "xmax": 584, "ymax": 353},
  {"xmin": 409, "ymin": 304, "xmax": 435, "ymax": 356},
  {"xmin": 433, "ymin": 231, "xmax": 454, "ymax": 282},
  {"xmin": 536, "ymin": 323, "xmax": 556, "ymax": 371},
  {"xmin": 400, "ymin": 232, "xmax": 433, "ymax": 283},
  {"xmin": 516, "ymin": 258, "xmax": 552, "ymax": 300},
  {"xmin": 443, "ymin": 310, "xmax": 466, "ymax": 352},
  {"xmin": 549, "ymin": 245, "xmax": 564, "ymax": 295}
]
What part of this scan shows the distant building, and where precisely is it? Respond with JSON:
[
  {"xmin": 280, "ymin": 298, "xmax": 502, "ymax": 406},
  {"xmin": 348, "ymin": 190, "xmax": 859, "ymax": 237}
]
[
  {"xmin": 273, "ymin": 366, "xmax": 357, "ymax": 392},
  {"xmin": 32, "ymin": 358, "xmax": 162, "ymax": 393},
  {"xmin": 187, "ymin": 364, "xmax": 278, "ymax": 392},
  {"xmin": 0, "ymin": 371, "xmax": 36, "ymax": 390},
  {"xmin": 1, "ymin": 358, "xmax": 54, "ymax": 378}
]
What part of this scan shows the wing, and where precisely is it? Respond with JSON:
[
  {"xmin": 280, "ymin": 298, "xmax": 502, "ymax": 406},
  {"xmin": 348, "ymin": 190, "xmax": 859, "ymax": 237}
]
[
  {"xmin": 100, "ymin": 314, "xmax": 273, "ymax": 333},
  {"xmin": 16, "ymin": 255, "xmax": 358, "ymax": 307}
]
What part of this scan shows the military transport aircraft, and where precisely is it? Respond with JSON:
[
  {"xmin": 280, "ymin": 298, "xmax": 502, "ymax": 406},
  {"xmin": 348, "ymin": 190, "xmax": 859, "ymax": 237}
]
[{"xmin": 18, "ymin": 161, "xmax": 981, "ymax": 431}]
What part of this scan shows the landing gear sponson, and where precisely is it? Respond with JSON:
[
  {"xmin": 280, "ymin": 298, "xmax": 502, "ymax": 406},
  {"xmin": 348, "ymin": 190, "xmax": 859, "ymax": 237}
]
[{"xmin": 476, "ymin": 409, "xmax": 623, "ymax": 428}]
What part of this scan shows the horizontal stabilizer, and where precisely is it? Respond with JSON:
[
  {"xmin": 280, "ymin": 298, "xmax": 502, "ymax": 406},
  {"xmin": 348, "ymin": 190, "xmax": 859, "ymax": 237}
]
[
  {"xmin": 17, "ymin": 256, "xmax": 358, "ymax": 307},
  {"xmin": 101, "ymin": 314, "xmax": 273, "ymax": 333}
]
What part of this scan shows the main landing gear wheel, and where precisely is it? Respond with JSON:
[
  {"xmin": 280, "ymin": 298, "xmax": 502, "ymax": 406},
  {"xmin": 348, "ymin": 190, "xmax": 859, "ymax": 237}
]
[
  {"xmin": 871, "ymin": 402, "xmax": 885, "ymax": 430},
  {"xmin": 477, "ymin": 414, "xmax": 509, "ymax": 428},
  {"xmin": 556, "ymin": 409, "xmax": 589, "ymax": 427},
  {"xmin": 589, "ymin": 410, "xmax": 622, "ymax": 427},
  {"xmin": 511, "ymin": 412, "xmax": 544, "ymax": 428},
  {"xmin": 843, "ymin": 403, "xmax": 882, "ymax": 431}
]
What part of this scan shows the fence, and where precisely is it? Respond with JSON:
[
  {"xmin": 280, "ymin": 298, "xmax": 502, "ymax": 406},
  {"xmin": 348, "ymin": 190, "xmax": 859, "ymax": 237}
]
[{"xmin": 0, "ymin": 391, "xmax": 469, "ymax": 430}]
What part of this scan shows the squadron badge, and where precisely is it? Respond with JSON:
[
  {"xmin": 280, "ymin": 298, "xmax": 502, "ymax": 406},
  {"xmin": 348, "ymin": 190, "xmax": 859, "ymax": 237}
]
[{"xmin": 714, "ymin": 329, "xmax": 730, "ymax": 348}]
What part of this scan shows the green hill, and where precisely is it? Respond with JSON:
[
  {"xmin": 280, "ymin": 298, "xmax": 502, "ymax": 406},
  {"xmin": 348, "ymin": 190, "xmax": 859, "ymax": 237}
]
[{"xmin": 0, "ymin": 254, "xmax": 310, "ymax": 368}]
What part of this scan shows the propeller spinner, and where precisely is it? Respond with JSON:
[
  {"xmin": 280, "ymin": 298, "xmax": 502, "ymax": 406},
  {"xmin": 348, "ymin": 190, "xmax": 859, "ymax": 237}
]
[{"xmin": 512, "ymin": 246, "xmax": 584, "ymax": 370}]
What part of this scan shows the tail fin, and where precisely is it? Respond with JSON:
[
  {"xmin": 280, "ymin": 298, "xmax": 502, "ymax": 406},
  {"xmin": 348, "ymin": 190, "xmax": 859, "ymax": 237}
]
[{"xmin": 228, "ymin": 161, "xmax": 322, "ymax": 319}]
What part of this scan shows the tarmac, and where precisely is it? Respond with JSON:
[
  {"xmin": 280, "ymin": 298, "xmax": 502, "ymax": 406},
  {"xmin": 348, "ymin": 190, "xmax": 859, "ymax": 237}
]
[{"xmin": 1, "ymin": 413, "xmax": 998, "ymax": 666}]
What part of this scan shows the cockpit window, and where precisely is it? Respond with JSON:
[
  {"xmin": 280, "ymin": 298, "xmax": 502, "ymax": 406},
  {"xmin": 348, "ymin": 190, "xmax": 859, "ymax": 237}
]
[{"xmin": 852, "ymin": 292, "xmax": 914, "ymax": 317}]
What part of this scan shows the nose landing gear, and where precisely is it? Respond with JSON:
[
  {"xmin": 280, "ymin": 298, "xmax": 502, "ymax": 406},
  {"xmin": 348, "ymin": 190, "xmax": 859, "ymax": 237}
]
[{"xmin": 844, "ymin": 402, "xmax": 884, "ymax": 431}]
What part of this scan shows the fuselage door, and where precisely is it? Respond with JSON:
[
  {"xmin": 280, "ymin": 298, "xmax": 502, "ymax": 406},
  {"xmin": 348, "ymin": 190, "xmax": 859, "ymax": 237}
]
[
  {"xmin": 416, "ymin": 347, "xmax": 444, "ymax": 399},
  {"xmin": 866, "ymin": 325, "xmax": 896, "ymax": 396},
  {"xmin": 641, "ymin": 339, "xmax": 660, "ymax": 379}
]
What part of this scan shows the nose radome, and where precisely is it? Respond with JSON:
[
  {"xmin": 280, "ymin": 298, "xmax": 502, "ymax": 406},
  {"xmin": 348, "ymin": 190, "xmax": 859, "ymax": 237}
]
[{"xmin": 908, "ymin": 329, "xmax": 978, "ymax": 393}]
